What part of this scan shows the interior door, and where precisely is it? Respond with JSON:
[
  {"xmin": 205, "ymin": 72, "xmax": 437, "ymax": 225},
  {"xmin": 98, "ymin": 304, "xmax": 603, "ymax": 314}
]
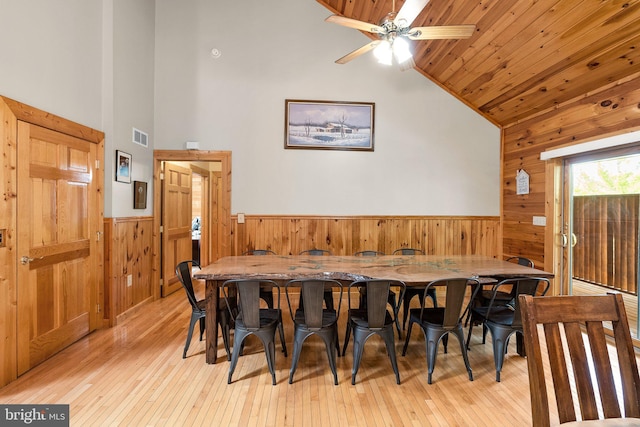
[
  {"xmin": 161, "ymin": 162, "xmax": 193, "ymax": 297},
  {"xmin": 16, "ymin": 122, "xmax": 99, "ymax": 374}
]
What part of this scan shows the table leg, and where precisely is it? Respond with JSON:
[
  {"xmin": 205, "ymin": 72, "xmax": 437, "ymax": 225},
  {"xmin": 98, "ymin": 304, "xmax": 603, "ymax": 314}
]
[{"xmin": 205, "ymin": 279, "xmax": 219, "ymax": 364}]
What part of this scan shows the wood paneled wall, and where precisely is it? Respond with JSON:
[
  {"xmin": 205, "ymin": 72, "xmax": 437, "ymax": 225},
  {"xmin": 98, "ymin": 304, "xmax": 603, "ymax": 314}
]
[
  {"xmin": 104, "ymin": 217, "xmax": 154, "ymax": 325},
  {"xmin": 502, "ymin": 74, "xmax": 640, "ymax": 271},
  {"xmin": 231, "ymin": 215, "xmax": 500, "ymax": 258}
]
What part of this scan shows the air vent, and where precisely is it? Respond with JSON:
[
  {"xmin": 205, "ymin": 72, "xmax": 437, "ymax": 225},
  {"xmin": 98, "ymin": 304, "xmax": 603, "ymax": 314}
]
[{"xmin": 132, "ymin": 127, "xmax": 149, "ymax": 147}]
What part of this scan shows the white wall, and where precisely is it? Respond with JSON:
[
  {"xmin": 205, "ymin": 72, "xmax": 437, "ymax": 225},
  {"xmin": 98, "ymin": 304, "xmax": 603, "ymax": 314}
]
[
  {"xmin": 0, "ymin": 0, "xmax": 156, "ymax": 218},
  {"xmin": 154, "ymin": 0, "xmax": 500, "ymax": 216},
  {"xmin": 0, "ymin": 0, "xmax": 500, "ymax": 218},
  {"xmin": 0, "ymin": 0, "xmax": 103, "ymax": 129},
  {"xmin": 107, "ymin": 0, "xmax": 156, "ymax": 217}
]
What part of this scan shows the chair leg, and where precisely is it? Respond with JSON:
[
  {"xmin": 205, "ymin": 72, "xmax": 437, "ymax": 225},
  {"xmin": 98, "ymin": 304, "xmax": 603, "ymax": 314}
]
[
  {"xmin": 388, "ymin": 292, "xmax": 402, "ymax": 339},
  {"xmin": 321, "ymin": 328, "xmax": 339, "ymax": 385},
  {"xmin": 488, "ymin": 325, "xmax": 510, "ymax": 382},
  {"xmin": 265, "ymin": 338, "xmax": 277, "ymax": 386},
  {"xmin": 183, "ymin": 312, "xmax": 200, "ymax": 359},
  {"xmin": 465, "ymin": 320, "xmax": 474, "ymax": 350},
  {"xmin": 342, "ymin": 320, "xmax": 352, "ymax": 357},
  {"xmin": 259, "ymin": 288, "xmax": 274, "ymax": 309},
  {"xmin": 288, "ymin": 328, "xmax": 306, "ymax": 384},
  {"xmin": 228, "ymin": 329, "xmax": 249, "ymax": 384},
  {"xmin": 351, "ymin": 329, "xmax": 366, "ymax": 385},
  {"xmin": 278, "ymin": 314, "xmax": 288, "ymax": 356},
  {"xmin": 425, "ymin": 328, "xmax": 440, "ymax": 385},
  {"xmin": 402, "ymin": 290, "xmax": 426, "ymax": 330},
  {"xmin": 220, "ymin": 318, "xmax": 232, "ymax": 361},
  {"xmin": 426, "ymin": 287, "xmax": 437, "ymax": 308},
  {"xmin": 199, "ymin": 317, "xmax": 205, "ymax": 341},
  {"xmin": 382, "ymin": 328, "xmax": 401, "ymax": 385},
  {"xmin": 402, "ymin": 317, "xmax": 415, "ymax": 356},
  {"xmin": 453, "ymin": 326, "xmax": 473, "ymax": 381}
]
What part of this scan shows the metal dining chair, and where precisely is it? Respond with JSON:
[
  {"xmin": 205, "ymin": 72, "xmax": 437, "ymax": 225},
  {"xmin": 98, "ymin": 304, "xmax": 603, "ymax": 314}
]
[
  {"xmin": 393, "ymin": 248, "xmax": 438, "ymax": 330},
  {"xmin": 402, "ymin": 277, "xmax": 479, "ymax": 384}
]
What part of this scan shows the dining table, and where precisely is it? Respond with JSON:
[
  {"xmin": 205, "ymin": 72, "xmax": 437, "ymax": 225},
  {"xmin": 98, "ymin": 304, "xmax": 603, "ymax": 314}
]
[{"xmin": 194, "ymin": 254, "xmax": 554, "ymax": 364}]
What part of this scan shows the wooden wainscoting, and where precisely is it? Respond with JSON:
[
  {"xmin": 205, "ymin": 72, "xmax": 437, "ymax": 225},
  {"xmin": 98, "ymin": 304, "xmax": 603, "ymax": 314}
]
[
  {"xmin": 104, "ymin": 217, "xmax": 154, "ymax": 326},
  {"xmin": 231, "ymin": 215, "xmax": 501, "ymax": 258}
]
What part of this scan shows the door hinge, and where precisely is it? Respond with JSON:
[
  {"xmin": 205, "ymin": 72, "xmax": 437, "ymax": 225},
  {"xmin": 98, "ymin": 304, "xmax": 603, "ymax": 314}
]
[
  {"xmin": 160, "ymin": 172, "xmax": 164, "ymax": 180},
  {"xmin": 160, "ymin": 226, "xmax": 163, "ymax": 233},
  {"xmin": 95, "ymin": 160, "xmax": 100, "ymax": 169},
  {"xmin": 96, "ymin": 231, "xmax": 102, "ymax": 242},
  {"xmin": 96, "ymin": 304, "xmax": 101, "ymax": 313},
  {"xmin": 159, "ymin": 279, "xmax": 164, "ymax": 286}
]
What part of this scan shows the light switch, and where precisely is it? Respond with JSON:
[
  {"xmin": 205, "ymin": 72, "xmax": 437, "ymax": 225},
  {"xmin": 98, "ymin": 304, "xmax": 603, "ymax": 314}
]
[{"xmin": 237, "ymin": 213, "xmax": 245, "ymax": 224}]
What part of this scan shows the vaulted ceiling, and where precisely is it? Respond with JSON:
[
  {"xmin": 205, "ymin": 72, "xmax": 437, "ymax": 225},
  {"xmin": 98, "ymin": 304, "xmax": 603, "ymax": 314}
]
[{"xmin": 316, "ymin": 0, "xmax": 640, "ymax": 128}]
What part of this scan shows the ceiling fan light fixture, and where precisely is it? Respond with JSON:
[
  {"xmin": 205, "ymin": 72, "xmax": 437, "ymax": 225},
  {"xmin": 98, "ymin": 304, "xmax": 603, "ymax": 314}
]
[
  {"xmin": 392, "ymin": 36, "xmax": 413, "ymax": 64},
  {"xmin": 373, "ymin": 39, "xmax": 393, "ymax": 65}
]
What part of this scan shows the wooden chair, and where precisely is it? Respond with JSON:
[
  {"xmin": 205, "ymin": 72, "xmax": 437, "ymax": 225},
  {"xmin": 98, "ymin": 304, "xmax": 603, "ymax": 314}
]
[{"xmin": 520, "ymin": 293, "xmax": 640, "ymax": 426}]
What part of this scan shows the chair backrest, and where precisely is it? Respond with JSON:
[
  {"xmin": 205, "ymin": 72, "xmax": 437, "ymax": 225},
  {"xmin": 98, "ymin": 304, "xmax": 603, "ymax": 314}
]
[
  {"xmin": 175, "ymin": 260, "xmax": 200, "ymax": 309},
  {"xmin": 349, "ymin": 279, "xmax": 406, "ymax": 330},
  {"xmin": 243, "ymin": 249, "xmax": 276, "ymax": 255},
  {"xmin": 520, "ymin": 293, "xmax": 640, "ymax": 426},
  {"xmin": 299, "ymin": 249, "xmax": 332, "ymax": 256},
  {"xmin": 223, "ymin": 279, "xmax": 279, "ymax": 331},
  {"xmin": 506, "ymin": 256, "xmax": 534, "ymax": 268},
  {"xmin": 285, "ymin": 279, "xmax": 342, "ymax": 331},
  {"xmin": 354, "ymin": 250, "xmax": 385, "ymax": 256},
  {"xmin": 423, "ymin": 278, "xmax": 479, "ymax": 328},
  {"xmin": 393, "ymin": 248, "xmax": 424, "ymax": 255},
  {"xmin": 483, "ymin": 277, "xmax": 550, "ymax": 327}
]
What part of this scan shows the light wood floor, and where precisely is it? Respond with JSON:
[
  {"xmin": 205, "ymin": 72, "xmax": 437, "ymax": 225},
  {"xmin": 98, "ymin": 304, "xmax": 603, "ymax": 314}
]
[{"xmin": 0, "ymin": 281, "xmax": 628, "ymax": 426}]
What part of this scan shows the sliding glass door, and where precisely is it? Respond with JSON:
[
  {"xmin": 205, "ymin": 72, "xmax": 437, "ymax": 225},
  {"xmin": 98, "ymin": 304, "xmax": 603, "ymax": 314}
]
[{"xmin": 563, "ymin": 149, "xmax": 640, "ymax": 338}]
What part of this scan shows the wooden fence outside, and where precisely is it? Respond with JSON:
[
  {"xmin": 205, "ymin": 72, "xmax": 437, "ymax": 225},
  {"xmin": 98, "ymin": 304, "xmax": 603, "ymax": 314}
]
[{"xmin": 573, "ymin": 194, "xmax": 639, "ymax": 294}]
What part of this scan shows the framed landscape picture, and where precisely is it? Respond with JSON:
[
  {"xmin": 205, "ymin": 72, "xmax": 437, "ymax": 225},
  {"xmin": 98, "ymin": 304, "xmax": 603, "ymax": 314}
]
[{"xmin": 284, "ymin": 99, "xmax": 374, "ymax": 151}]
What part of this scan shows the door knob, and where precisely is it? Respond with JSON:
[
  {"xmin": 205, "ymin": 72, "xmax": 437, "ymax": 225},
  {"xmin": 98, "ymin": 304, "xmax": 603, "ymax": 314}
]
[{"xmin": 21, "ymin": 256, "xmax": 43, "ymax": 265}]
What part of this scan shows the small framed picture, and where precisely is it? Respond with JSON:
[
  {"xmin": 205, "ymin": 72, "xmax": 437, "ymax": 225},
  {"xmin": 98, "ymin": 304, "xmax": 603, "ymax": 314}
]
[
  {"xmin": 133, "ymin": 181, "xmax": 147, "ymax": 209},
  {"xmin": 116, "ymin": 150, "xmax": 132, "ymax": 183}
]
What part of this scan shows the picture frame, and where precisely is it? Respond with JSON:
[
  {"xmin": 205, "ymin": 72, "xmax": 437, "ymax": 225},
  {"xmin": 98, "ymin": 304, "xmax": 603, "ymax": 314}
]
[
  {"xmin": 115, "ymin": 150, "xmax": 132, "ymax": 183},
  {"xmin": 133, "ymin": 181, "xmax": 147, "ymax": 209},
  {"xmin": 284, "ymin": 99, "xmax": 374, "ymax": 151}
]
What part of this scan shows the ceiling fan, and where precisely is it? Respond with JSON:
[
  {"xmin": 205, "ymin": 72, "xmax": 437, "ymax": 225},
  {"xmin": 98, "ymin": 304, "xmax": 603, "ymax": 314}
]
[{"xmin": 325, "ymin": 0, "xmax": 475, "ymax": 68}]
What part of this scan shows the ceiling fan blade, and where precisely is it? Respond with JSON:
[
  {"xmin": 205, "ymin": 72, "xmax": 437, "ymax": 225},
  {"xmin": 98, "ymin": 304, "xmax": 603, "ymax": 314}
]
[
  {"xmin": 394, "ymin": 0, "xmax": 430, "ymax": 27},
  {"xmin": 335, "ymin": 41, "xmax": 381, "ymax": 64},
  {"xmin": 325, "ymin": 15, "xmax": 384, "ymax": 34},
  {"xmin": 407, "ymin": 25, "xmax": 476, "ymax": 40}
]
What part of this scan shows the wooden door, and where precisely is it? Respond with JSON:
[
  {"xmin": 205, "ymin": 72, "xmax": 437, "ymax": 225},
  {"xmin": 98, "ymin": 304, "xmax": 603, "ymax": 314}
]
[
  {"xmin": 16, "ymin": 122, "xmax": 100, "ymax": 374},
  {"xmin": 161, "ymin": 162, "xmax": 192, "ymax": 297}
]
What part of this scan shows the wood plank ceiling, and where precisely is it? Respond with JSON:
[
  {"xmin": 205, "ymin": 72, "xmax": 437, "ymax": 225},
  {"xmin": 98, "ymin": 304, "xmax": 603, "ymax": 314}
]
[{"xmin": 316, "ymin": 0, "xmax": 640, "ymax": 128}]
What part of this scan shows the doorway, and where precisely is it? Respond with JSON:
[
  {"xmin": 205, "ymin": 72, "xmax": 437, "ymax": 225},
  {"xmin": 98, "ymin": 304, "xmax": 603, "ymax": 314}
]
[
  {"xmin": 561, "ymin": 148, "xmax": 640, "ymax": 337},
  {"xmin": 152, "ymin": 150, "xmax": 232, "ymax": 299}
]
